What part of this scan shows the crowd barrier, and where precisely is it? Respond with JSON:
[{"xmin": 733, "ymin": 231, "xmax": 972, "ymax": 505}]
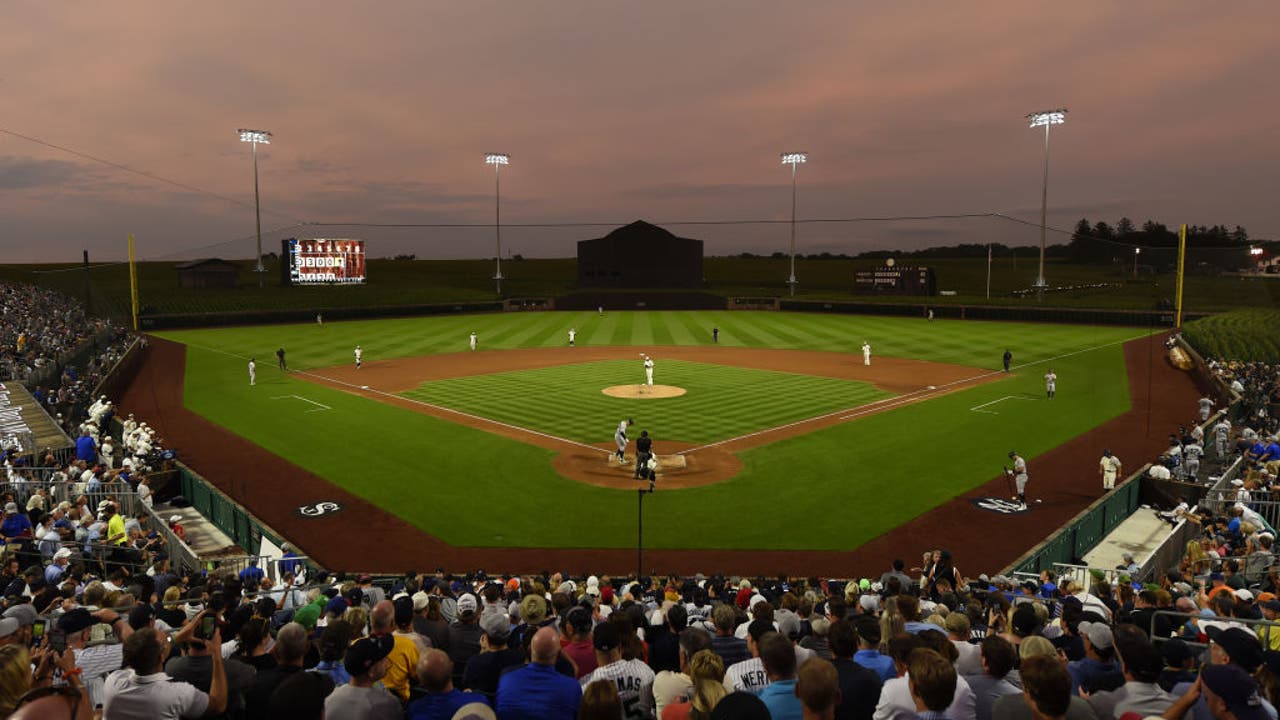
[{"xmin": 1004, "ymin": 473, "xmax": 1144, "ymax": 576}]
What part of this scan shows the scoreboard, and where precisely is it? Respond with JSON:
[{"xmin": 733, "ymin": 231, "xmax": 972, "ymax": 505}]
[
  {"xmin": 283, "ymin": 238, "xmax": 366, "ymax": 285},
  {"xmin": 853, "ymin": 265, "xmax": 936, "ymax": 296}
]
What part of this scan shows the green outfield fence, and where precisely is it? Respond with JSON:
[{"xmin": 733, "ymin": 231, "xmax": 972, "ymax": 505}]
[
  {"xmin": 782, "ymin": 299, "xmax": 1209, "ymax": 327},
  {"xmin": 1004, "ymin": 472, "xmax": 1144, "ymax": 576}
]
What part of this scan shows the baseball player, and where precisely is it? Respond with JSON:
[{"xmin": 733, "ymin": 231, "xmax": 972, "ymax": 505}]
[
  {"xmin": 248, "ymin": 358, "xmax": 256, "ymax": 386},
  {"xmin": 1005, "ymin": 451, "xmax": 1030, "ymax": 509},
  {"xmin": 1099, "ymin": 450, "xmax": 1122, "ymax": 492},
  {"xmin": 276, "ymin": 347, "xmax": 287, "ymax": 371},
  {"xmin": 1044, "ymin": 369, "xmax": 1057, "ymax": 399},
  {"xmin": 1183, "ymin": 440, "xmax": 1204, "ymax": 481},
  {"xmin": 614, "ymin": 418, "xmax": 633, "ymax": 462},
  {"xmin": 568, "ymin": 328, "xmax": 576, "ymax": 347},
  {"xmin": 862, "ymin": 341, "xmax": 872, "ymax": 366},
  {"xmin": 1198, "ymin": 396, "xmax": 1214, "ymax": 422},
  {"xmin": 1002, "ymin": 349, "xmax": 1013, "ymax": 373},
  {"xmin": 634, "ymin": 430, "xmax": 655, "ymax": 483},
  {"xmin": 713, "ymin": 326, "xmax": 719, "ymax": 343},
  {"xmin": 1213, "ymin": 417, "xmax": 1232, "ymax": 458},
  {"xmin": 469, "ymin": 332, "xmax": 477, "ymax": 351},
  {"xmin": 316, "ymin": 313, "xmax": 323, "ymax": 325},
  {"xmin": 644, "ymin": 355, "xmax": 655, "ymax": 386},
  {"xmin": 354, "ymin": 345, "xmax": 363, "ymax": 369}
]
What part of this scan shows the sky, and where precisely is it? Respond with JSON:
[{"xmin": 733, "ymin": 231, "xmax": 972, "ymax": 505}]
[{"xmin": 1, "ymin": 2, "xmax": 1278, "ymax": 263}]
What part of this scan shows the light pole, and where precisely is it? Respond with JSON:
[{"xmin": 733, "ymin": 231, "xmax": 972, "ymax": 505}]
[
  {"xmin": 780, "ymin": 152, "xmax": 807, "ymax": 296},
  {"xmin": 485, "ymin": 153, "xmax": 510, "ymax": 295},
  {"xmin": 1026, "ymin": 109, "xmax": 1066, "ymax": 294},
  {"xmin": 1133, "ymin": 247, "xmax": 1141, "ymax": 277},
  {"xmin": 238, "ymin": 129, "xmax": 272, "ymax": 281}
]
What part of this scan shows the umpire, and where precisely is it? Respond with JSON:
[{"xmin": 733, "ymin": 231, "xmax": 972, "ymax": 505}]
[{"xmin": 635, "ymin": 430, "xmax": 655, "ymax": 483}]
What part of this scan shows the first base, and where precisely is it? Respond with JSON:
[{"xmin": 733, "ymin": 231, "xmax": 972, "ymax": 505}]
[{"xmin": 360, "ymin": 385, "xmax": 370, "ymax": 390}]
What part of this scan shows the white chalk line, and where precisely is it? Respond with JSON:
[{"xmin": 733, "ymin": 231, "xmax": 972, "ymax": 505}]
[
  {"xmin": 269, "ymin": 394, "xmax": 332, "ymax": 412},
  {"xmin": 969, "ymin": 395, "xmax": 1037, "ymax": 415}
]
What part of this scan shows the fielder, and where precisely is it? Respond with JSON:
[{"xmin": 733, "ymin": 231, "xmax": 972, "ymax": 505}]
[
  {"xmin": 469, "ymin": 332, "xmax": 477, "ymax": 351},
  {"xmin": 614, "ymin": 418, "xmax": 633, "ymax": 462},
  {"xmin": 1044, "ymin": 369, "xmax": 1057, "ymax": 399},
  {"xmin": 862, "ymin": 342, "xmax": 871, "ymax": 366},
  {"xmin": 248, "ymin": 358, "xmax": 256, "ymax": 386},
  {"xmin": 1099, "ymin": 449, "xmax": 1122, "ymax": 491},
  {"xmin": 354, "ymin": 345, "xmax": 363, "ymax": 369},
  {"xmin": 1005, "ymin": 450, "xmax": 1031, "ymax": 509},
  {"xmin": 568, "ymin": 328, "xmax": 576, "ymax": 347},
  {"xmin": 643, "ymin": 355, "xmax": 654, "ymax": 386}
]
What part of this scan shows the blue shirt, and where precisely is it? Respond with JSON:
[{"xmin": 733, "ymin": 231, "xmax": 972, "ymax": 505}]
[
  {"xmin": 1, "ymin": 513, "xmax": 32, "ymax": 540},
  {"xmin": 310, "ymin": 661, "xmax": 351, "ymax": 688},
  {"xmin": 854, "ymin": 649, "xmax": 897, "ymax": 682},
  {"xmin": 1067, "ymin": 657, "xmax": 1121, "ymax": 695},
  {"xmin": 760, "ymin": 678, "xmax": 803, "ymax": 720},
  {"xmin": 495, "ymin": 662, "xmax": 581, "ymax": 720},
  {"xmin": 239, "ymin": 565, "xmax": 265, "ymax": 588},
  {"xmin": 75, "ymin": 435, "xmax": 96, "ymax": 463},
  {"xmin": 407, "ymin": 688, "xmax": 488, "ymax": 720}
]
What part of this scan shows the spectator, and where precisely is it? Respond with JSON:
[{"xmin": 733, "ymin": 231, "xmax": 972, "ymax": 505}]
[
  {"xmin": 797, "ymin": 658, "xmax": 842, "ymax": 720},
  {"xmin": 1082, "ymin": 627, "xmax": 1176, "ymax": 720},
  {"xmin": 966, "ymin": 637, "xmax": 1021, "ymax": 720},
  {"xmin": 1066, "ymin": 620, "xmax": 1123, "ymax": 695},
  {"xmin": 724, "ymin": 619, "xmax": 774, "ymax": 694},
  {"xmin": 653, "ymin": 626, "xmax": 711, "ymax": 716},
  {"xmin": 907, "ymin": 649, "xmax": 958, "ymax": 720},
  {"xmin": 310, "ymin": 619, "xmax": 355, "ymax": 688},
  {"xmin": 946, "ymin": 613, "xmax": 981, "ymax": 677},
  {"xmin": 164, "ymin": 613, "xmax": 257, "ymax": 717},
  {"xmin": 562, "ymin": 607, "xmax": 599, "ymax": 679},
  {"xmin": 580, "ymin": 679, "xmax": 623, "ymax": 720},
  {"xmin": 579, "ymin": 621, "xmax": 656, "ymax": 717},
  {"xmin": 413, "ymin": 593, "xmax": 451, "ymax": 652},
  {"xmin": 406, "ymin": 648, "xmax": 489, "ymax": 720},
  {"xmin": 758, "ymin": 631, "xmax": 804, "ymax": 719},
  {"xmin": 59, "ymin": 605, "xmax": 134, "ymax": 709},
  {"xmin": 324, "ymin": 635, "xmax": 401, "ymax": 720},
  {"xmin": 461, "ymin": 608, "xmax": 522, "ymax": 702},
  {"xmin": 243, "ymin": 622, "xmax": 309, "ymax": 720},
  {"xmin": 370, "ymin": 599, "xmax": 418, "ymax": 703},
  {"xmin": 710, "ymin": 690, "xmax": 771, "ymax": 720},
  {"xmin": 991, "ymin": 655, "xmax": 1082, "ymax": 720},
  {"xmin": 663, "ymin": 648, "xmax": 727, "ymax": 720},
  {"xmin": 854, "ymin": 616, "xmax": 895, "ymax": 682},
  {"xmin": 448, "ymin": 594, "xmax": 483, "ymax": 686},
  {"xmin": 495, "ymin": 626, "xmax": 581, "ymax": 719},
  {"xmin": 1201, "ymin": 663, "xmax": 1271, "ymax": 720},
  {"xmin": 711, "ymin": 603, "xmax": 750, "ymax": 668},
  {"xmin": 102, "ymin": 626, "xmax": 227, "ymax": 718},
  {"xmin": 874, "ymin": 635, "xmax": 976, "ymax": 720},
  {"xmin": 827, "ymin": 618, "xmax": 883, "ymax": 720},
  {"xmin": 267, "ymin": 671, "xmax": 332, "ymax": 720}
]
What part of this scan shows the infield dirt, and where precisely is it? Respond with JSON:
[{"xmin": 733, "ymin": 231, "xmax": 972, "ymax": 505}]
[{"xmin": 120, "ymin": 335, "xmax": 1201, "ymax": 576}]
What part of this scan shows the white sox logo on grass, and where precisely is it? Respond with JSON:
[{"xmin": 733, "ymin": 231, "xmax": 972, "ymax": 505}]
[
  {"xmin": 296, "ymin": 501, "xmax": 344, "ymax": 518},
  {"xmin": 970, "ymin": 497, "xmax": 1031, "ymax": 515}
]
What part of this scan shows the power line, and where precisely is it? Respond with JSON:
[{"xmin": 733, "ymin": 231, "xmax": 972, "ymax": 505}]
[{"xmin": 27, "ymin": 223, "xmax": 309, "ymax": 274}]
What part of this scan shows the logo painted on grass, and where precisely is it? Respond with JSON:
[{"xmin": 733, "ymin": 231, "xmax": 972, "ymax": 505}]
[
  {"xmin": 970, "ymin": 498, "xmax": 1032, "ymax": 515},
  {"xmin": 296, "ymin": 501, "xmax": 344, "ymax": 518}
]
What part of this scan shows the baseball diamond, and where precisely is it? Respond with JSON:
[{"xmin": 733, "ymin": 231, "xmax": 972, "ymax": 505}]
[{"xmin": 127, "ymin": 310, "xmax": 1198, "ymax": 575}]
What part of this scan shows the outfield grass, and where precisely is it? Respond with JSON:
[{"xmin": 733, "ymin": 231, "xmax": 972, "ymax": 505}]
[
  {"xmin": 401, "ymin": 360, "xmax": 892, "ymax": 444},
  {"xmin": 160, "ymin": 311, "xmax": 1142, "ymax": 551}
]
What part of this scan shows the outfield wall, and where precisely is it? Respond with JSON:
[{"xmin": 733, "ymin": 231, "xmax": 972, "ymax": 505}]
[
  {"xmin": 138, "ymin": 300, "xmax": 504, "ymax": 330},
  {"xmin": 782, "ymin": 299, "xmax": 1209, "ymax": 327}
]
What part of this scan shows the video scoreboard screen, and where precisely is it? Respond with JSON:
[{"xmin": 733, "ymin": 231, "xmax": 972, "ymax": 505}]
[
  {"xmin": 284, "ymin": 238, "xmax": 366, "ymax": 285},
  {"xmin": 853, "ymin": 266, "xmax": 936, "ymax": 296}
]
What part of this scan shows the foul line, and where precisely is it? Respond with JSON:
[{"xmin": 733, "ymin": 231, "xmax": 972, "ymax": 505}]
[
  {"xmin": 270, "ymin": 394, "xmax": 332, "ymax": 413},
  {"xmin": 969, "ymin": 395, "xmax": 1036, "ymax": 415}
]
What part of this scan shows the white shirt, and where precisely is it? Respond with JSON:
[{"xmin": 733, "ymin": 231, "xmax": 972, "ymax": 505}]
[
  {"xmin": 1045, "ymin": 372, "xmax": 1057, "ymax": 387},
  {"xmin": 875, "ymin": 672, "xmax": 977, "ymax": 720},
  {"xmin": 723, "ymin": 656, "xmax": 768, "ymax": 694},
  {"xmin": 581, "ymin": 659, "xmax": 655, "ymax": 720},
  {"xmin": 248, "ymin": 361, "xmax": 255, "ymax": 374},
  {"xmin": 1100, "ymin": 456, "xmax": 1122, "ymax": 477},
  {"xmin": 617, "ymin": 420, "xmax": 629, "ymax": 438},
  {"xmin": 102, "ymin": 669, "xmax": 209, "ymax": 719},
  {"xmin": 863, "ymin": 344, "xmax": 871, "ymax": 356},
  {"xmin": 569, "ymin": 330, "xmax": 576, "ymax": 341}
]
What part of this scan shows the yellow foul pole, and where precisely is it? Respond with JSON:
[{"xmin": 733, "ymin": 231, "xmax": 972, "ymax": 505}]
[
  {"xmin": 128, "ymin": 234, "xmax": 140, "ymax": 331},
  {"xmin": 1174, "ymin": 224, "xmax": 1187, "ymax": 329}
]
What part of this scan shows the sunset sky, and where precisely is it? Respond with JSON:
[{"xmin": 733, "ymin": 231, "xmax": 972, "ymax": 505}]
[{"xmin": 2, "ymin": 2, "xmax": 1277, "ymax": 262}]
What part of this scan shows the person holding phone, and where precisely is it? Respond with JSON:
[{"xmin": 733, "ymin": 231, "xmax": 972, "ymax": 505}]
[
  {"xmin": 56, "ymin": 606, "xmax": 134, "ymax": 709},
  {"xmin": 103, "ymin": 614, "xmax": 228, "ymax": 717}
]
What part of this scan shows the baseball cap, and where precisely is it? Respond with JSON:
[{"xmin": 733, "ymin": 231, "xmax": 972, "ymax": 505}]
[
  {"xmin": 53, "ymin": 548, "xmax": 73, "ymax": 560},
  {"xmin": 1264, "ymin": 600, "xmax": 1280, "ymax": 613},
  {"xmin": 776, "ymin": 613, "xmax": 801, "ymax": 640},
  {"xmin": 2, "ymin": 503, "xmax": 15, "ymax": 515},
  {"xmin": 0, "ymin": 618, "xmax": 18, "ymax": 639},
  {"xmin": 1161, "ymin": 638, "xmax": 1193, "ymax": 666},
  {"xmin": 593, "ymin": 621, "xmax": 621, "ymax": 652},
  {"xmin": 1078, "ymin": 621, "xmax": 1114, "ymax": 650},
  {"xmin": 520, "ymin": 594, "xmax": 547, "ymax": 625},
  {"xmin": 344, "ymin": 635, "xmax": 394, "ymax": 676},
  {"xmin": 3, "ymin": 604, "xmax": 38, "ymax": 627},
  {"xmin": 479, "ymin": 612, "xmax": 511, "ymax": 642},
  {"xmin": 1202, "ymin": 663, "xmax": 1270, "ymax": 720},
  {"xmin": 344, "ymin": 587, "xmax": 364, "ymax": 607},
  {"xmin": 452, "ymin": 703, "xmax": 498, "ymax": 720},
  {"xmin": 128, "ymin": 604, "xmax": 156, "ymax": 630},
  {"xmin": 57, "ymin": 608, "xmax": 97, "ymax": 635},
  {"xmin": 393, "ymin": 596, "xmax": 414, "ymax": 626},
  {"xmin": 412, "ymin": 591, "xmax": 431, "ymax": 612},
  {"xmin": 1208, "ymin": 626, "xmax": 1265, "ymax": 671},
  {"xmin": 457, "ymin": 593, "xmax": 478, "ymax": 615}
]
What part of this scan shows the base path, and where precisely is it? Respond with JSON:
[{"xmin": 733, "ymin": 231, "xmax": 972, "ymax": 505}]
[{"xmin": 118, "ymin": 335, "xmax": 1198, "ymax": 577}]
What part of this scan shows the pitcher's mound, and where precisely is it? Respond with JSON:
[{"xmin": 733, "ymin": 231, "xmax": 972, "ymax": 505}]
[{"xmin": 602, "ymin": 384, "xmax": 686, "ymax": 399}]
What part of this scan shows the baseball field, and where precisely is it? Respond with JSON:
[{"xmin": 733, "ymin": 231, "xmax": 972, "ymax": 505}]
[{"xmin": 138, "ymin": 309, "xmax": 1182, "ymax": 574}]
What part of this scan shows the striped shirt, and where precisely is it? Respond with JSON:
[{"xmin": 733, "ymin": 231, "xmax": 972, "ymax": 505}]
[{"xmin": 581, "ymin": 659, "xmax": 655, "ymax": 720}]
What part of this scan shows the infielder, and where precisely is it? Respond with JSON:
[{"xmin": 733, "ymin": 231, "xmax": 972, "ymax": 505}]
[
  {"xmin": 643, "ymin": 355, "xmax": 655, "ymax": 386},
  {"xmin": 1002, "ymin": 349, "xmax": 1013, "ymax": 373},
  {"xmin": 568, "ymin": 328, "xmax": 576, "ymax": 347},
  {"xmin": 862, "ymin": 342, "xmax": 872, "ymax": 366},
  {"xmin": 354, "ymin": 345, "xmax": 363, "ymax": 369},
  {"xmin": 248, "ymin": 358, "xmax": 256, "ymax": 386},
  {"xmin": 1198, "ymin": 396, "xmax": 1214, "ymax": 422},
  {"xmin": 1006, "ymin": 451, "xmax": 1030, "ymax": 508},
  {"xmin": 1044, "ymin": 369, "xmax": 1057, "ymax": 399},
  {"xmin": 1099, "ymin": 449, "xmax": 1122, "ymax": 491},
  {"xmin": 614, "ymin": 418, "xmax": 633, "ymax": 462},
  {"xmin": 469, "ymin": 332, "xmax": 477, "ymax": 351},
  {"xmin": 276, "ymin": 347, "xmax": 287, "ymax": 371}
]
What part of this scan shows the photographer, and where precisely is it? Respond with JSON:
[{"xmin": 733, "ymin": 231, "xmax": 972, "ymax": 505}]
[{"xmin": 103, "ymin": 614, "xmax": 228, "ymax": 717}]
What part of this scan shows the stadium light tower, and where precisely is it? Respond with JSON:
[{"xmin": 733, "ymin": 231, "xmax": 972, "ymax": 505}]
[
  {"xmin": 1026, "ymin": 109, "xmax": 1066, "ymax": 294},
  {"xmin": 780, "ymin": 152, "xmax": 807, "ymax": 296},
  {"xmin": 238, "ymin": 129, "xmax": 272, "ymax": 279},
  {"xmin": 1133, "ymin": 246, "xmax": 1141, "ymax": 277},
  {"xmin": 485, "ymin": 153, "xmax": 510, "ymax": 295}
]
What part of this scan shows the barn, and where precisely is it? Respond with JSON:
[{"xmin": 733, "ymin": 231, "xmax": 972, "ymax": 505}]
[{"xmin": 577, "ymin": 221, "xmax": 703, "ymax": 289}]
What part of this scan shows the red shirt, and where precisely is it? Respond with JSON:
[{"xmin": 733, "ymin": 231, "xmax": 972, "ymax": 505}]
[{"xmin": 563, "ymin": 639, "xmax": 598, "ymax": 679}]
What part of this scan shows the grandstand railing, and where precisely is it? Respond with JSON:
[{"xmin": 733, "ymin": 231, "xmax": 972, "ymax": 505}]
[{"xmin": 1004, "ymin": 469, "xmax": 1143, "ymax": 576}]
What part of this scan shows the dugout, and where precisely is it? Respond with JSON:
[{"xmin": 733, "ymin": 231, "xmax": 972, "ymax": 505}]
[
  {"xmin": 175, "ymin": 259, "xmax": 240, "ymax": 289},
  {"xmin": 577, "ymin": 221, "xmax": 703, "ymax": 289}
]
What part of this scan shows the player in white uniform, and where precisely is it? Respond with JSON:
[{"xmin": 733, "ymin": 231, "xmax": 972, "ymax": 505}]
[
  {"xmin": 1006, "ymin": 451, "xmax": 1031, "ymax": 508},
  {"xmin": 1198, "ymin": 396, "xmax": 1214, "ymax": 421},
  {"xmin": 1213, "ymin": 418, "xmax": 1232, "ymax": 458},
  {"xmin": 1044, "ymin": 369, "xmax": 1057, "ymax": 399},
  {"xmin": 354, "ymin": 345, "xmax": 363, "ymax": 369},
  {"xmin": 568, "ymin": 328, "xmax": 576, "ymax": 347},
  {"xmin": 644, "ymin": 356, "xmax": 654, "ymax": 386},
  {"xmin": 579, "ymin": 623, "xmax": 655, "ymax": 720},
  {"xmin": 1183, "ymin": 441, "xmax": 1204, "ymax": 481},
  {"xmin": 1099, "ymin": 449, "xmax": 1122, "ymax": 492},
  {"xmin": 614, "ymin": 418, "xmax": 633, "ymax": 462},
  {"xmin": 248, "ymin": 358, "xmax": 256, "ymax": 386},
  {"xmin": 862, "ymin": 342, "xmax": 872, "ymax": 366},
  {"xmin": 469, "ymin": 332, "xmax": 477, "ymax": 351}
]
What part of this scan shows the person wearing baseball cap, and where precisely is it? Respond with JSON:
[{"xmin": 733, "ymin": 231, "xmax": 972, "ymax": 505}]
[
  {"xmin": 449, "ymin": 594, "xmax": 483, "ymax": 687},
  {"xmin": 326, "ymin": 635, "xmax": 399, "ymax": 718},
  {"xmin": 579, "ymin": 621, "xmax": 656, "ymax": 718},
  {"xmin": 1208, "ymin": 627, "xmax": 1265, "ymax": 673},
  {"xmin": 1068, "ymin": 620, "xmax": 1123, "ymax": 695},
  {"xmin": 1201, "ymin": 663, "xmax": 1272, "ymax": 720},
  {"xmin": 462, "ymin": 612, "xmax": 521, "ymax": 703}
]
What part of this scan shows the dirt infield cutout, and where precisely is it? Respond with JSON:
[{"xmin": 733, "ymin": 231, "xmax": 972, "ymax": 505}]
[{"xmin": 601, "ymin": 384, "xmax": 687, "ymax": 399}]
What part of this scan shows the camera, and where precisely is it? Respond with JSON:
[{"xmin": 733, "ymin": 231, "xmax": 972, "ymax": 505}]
[{"xmin": 197, "ymin": 615, "xmax": 217, "ymax": 640}]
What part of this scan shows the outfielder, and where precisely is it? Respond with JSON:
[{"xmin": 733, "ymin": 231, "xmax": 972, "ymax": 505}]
[
  {"xmin": 248, "ymin": 358, "xmax": 256, "ymax": 386},
  {"xmin": 644, "ymin": 355, "xmax": 654, "ymax": 386},
  {"xmin": 614, "ymin": 418, "xmax": 633, "ymax": 462},
  {"xmin": 568, "ymin": 328, "xmax": 576, "ymax": 347},
  {"xmin": 1006, "ymin": 451, "xmax": 1030, "ymax": 509},
  {"xmin": 354, "ymin": 345, "xmax": 363, "ymax": 369},
  {"xmin": 469, "ymin": 332, "xmax": 477, "ymax": 351},
  {"xmin": 1099, "ymin": 449, "xmax": 1122, "ymax": 492},
  {"xmin": 1044, "ymin": 369, "xmax": 1057, "ymax": 399},
  {"xmin": 862, "ymin": 341, "xmax": 872, "ymax": 366}
]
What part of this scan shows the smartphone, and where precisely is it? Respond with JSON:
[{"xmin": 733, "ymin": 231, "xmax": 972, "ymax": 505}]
[
  {"xmin": 48, "ymin": 627, "xmax": 66, "ymax": 653},
  {"xmin": 30, "ymin": 620, "xmax": 45, "ymax": 646},
  {"xmin": 198, "ymin": 615, "xmax": 216, "ymax": 640}
]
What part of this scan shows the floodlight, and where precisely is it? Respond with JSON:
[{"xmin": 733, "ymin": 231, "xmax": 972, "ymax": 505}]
[
  {"xmin": 1027, "ymin": 109, "xmax": 1067, "ymax": 128},
  {"xmin": 485, "ymin": 153, "xmax": 510, "ymax": 165},
  {"xmin": 238, "ymin": 129, "xmax": 272, "ymax": 144},
  {"xmin": 780, "ymin": 152, "xmax": 807, "ymax": 165}
]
